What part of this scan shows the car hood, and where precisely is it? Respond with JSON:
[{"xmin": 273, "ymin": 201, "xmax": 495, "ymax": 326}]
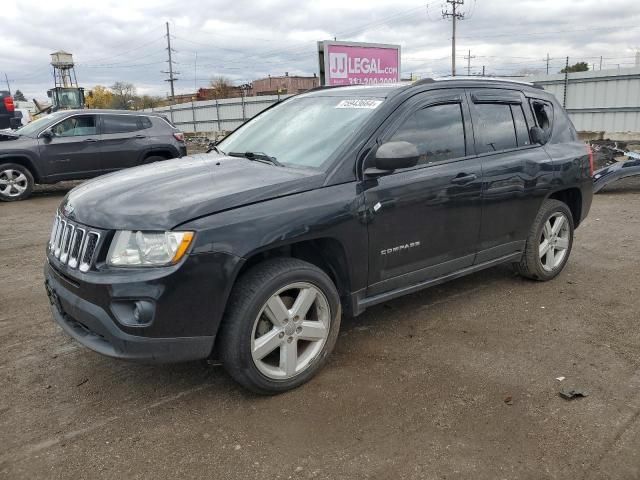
[
  {"xmin": 0, "ymin": 131, "xmax": 27, "ymax": 143},
  {"xmin": 63, "ymin": 154, "xmax": 325, "ymax": 230}
]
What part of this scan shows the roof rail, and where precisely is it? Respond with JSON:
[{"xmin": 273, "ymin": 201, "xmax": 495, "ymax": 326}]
[
  {"xmin": 412, "ymin": 78, "xmax": 437, "ymax": 86},
  {"xmin": 429, "ymin": 76, "xmax": 544, "ymax": 89},
  {"xmin": 305, "ymin": 84, "xmax": 358, "ymax": 93}
]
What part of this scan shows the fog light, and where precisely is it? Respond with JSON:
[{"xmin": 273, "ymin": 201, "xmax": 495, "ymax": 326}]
[
  {"xmin": 133, "ymin": 300, "xmax": 154, "ymax": 324},
  {"xmin": 111, "ymin": 299, "xmax": 155, "ymax": 327}
]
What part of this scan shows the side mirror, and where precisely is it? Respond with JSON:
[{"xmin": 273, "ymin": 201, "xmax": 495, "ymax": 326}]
[
  {"xmin": 40, "ymin": 129, "xmax": 53, "ymax": 140},
  {"xmin": 366, "ymin": 141, "xmax": 419, "ymax": 176},
  {"xmin": 530, "ymin": 126, "xmax": 547, "ymax": 145}
]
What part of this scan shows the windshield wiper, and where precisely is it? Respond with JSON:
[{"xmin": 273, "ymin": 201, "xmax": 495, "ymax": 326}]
[
  {"xmin": 228, "ymin": 151, "xmax": 283, "ymax": 167},
  {"xmin": 207, "ymin": 143, "xmax": 224, "ymax": 154}
]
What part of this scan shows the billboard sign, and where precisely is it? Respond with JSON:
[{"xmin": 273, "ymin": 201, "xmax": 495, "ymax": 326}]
[{"xmin": 318, "ymin": 41, "xmax": 401, "ymax": 86}]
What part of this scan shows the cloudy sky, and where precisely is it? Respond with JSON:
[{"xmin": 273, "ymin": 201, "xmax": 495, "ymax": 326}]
[{"xmin": 2, "ymin": 0, "xmax": 639, "ymax": 100}]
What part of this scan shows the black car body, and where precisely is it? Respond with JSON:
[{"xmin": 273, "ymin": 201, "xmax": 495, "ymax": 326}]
[
  {"xmin": 44, "ymin": 78, "xmax": 593, "ymax": 393},
  {"xmin": 0, "ymin": 109, "xmax": 186, "ymax": 201}
]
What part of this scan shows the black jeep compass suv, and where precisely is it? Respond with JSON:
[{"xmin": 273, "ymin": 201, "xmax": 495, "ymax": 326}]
[{"xmin": 44, "ymin": 78, "xmax": 593, "ymax": 394}]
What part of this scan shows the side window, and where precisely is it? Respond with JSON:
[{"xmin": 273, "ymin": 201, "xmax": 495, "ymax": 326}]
[
  {"xmin": 473, "ymin": 103, "xmax": 518, "ymax": 153},
  {"xmin": 388, "ymin": 103, "xmax": 466, "ymax": 166},
  {"xmin": 511, "ymin": 105, "xmax": 531, "ymax": 147},
  {"xmin": 103, "ymin": 115, "xmax": 141, "ymax": 134},
  {"xmin": 530, "ymin": 100, "xmax": 553, "ymax": 140},
  {"xmin": 52, "ymin": 116, "xmax": 97, "ymax": 137},
  {"xmin": 140, "ymin": 116, "xmax": 153, "ymax": 129}
]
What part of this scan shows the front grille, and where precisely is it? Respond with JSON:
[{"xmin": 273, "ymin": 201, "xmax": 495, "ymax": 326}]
[{"xmin": 49, "ymin": 215, "xmax": 101, "ymax": 272}]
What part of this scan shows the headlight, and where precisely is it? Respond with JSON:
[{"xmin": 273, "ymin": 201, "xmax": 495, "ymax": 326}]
[{"xmin": 107, "ymin": 231, "xmax": 194, "ymax": 267}]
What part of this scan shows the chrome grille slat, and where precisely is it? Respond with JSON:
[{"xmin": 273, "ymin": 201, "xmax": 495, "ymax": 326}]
[
  {"xmin": 49, "ymin": 215, "xmax": 101, "ymax": 272},
  {"xmin": 60, "ymin": 223, "xmax": 74, "ymax": 263},
  {"xmin": 68, "ymin": 228, "xmax": 85, "ymax": 269},
  {"xmin": 54, "ymin": 220, "xmax": 67, "ymax": 258},
  {"xmin": 49, "ymin": 217, "xmax": 59, "ymax": 248}
]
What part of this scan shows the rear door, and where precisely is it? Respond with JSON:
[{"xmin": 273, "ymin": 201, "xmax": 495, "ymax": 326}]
[
  {"xmin": 363, "ymin": 90, "xmax": 483, "ymax": 296},
  {"xmin": 467, "ymin": 88, "xmax": 554, "ymax": 262},
  {"xmin": 99, "ymin": 114, "xmax": 151, "ymax": 171},
  {"xmin": 38, "ymin": 114, "xmax": 102, "ymax": 179}
]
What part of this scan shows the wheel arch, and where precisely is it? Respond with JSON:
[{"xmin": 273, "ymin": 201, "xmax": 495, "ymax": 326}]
[
  {"xmin": 548, "ymin": 187, "xmax": 582, "ymax": 227},
  {"xmin": 0, "ymin": 155, "xmax": 41, "ymax": 182},
  {"xmin": 232, "ymin": 237, "xmax": 353, "ymax": 315}
]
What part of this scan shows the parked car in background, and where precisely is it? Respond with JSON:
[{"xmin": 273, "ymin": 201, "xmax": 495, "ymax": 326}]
[
  {"xmin": 0, "ymin": 91, "xmax": 21, "ymax": 130},
  {"xmin": 44, "ymin": 79, "xmax": 592, "ymax": 394},
  {"xmin": 0, "ymin": 109, "xmax": 186, "ymax": 201}
]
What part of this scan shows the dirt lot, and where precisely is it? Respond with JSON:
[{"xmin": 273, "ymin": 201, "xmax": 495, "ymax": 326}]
[{"xmin": 1, "ymin": 179, "xmax": 640, "ymax": 480}]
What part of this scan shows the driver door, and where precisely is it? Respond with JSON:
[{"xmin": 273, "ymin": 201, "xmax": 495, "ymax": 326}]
[
  {"xmin": 39, "ymin": 114, "xmax": 103, "ymax": 180},
  {"xmin": 363, "ymin": 90, "xmax": 483, "ymax": 297}
]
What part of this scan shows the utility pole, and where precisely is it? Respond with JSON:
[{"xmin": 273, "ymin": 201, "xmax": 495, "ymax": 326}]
[
  {"xmin": 545, "ymin": 53, "xmax": 550, "ymax": 74},
  {"xmin": 464, "ymin": 49, "xmax": 475, "ymax": 75},
  {"xmin": 442, "ymin": 0, "xmax": 465, "ymax": 76},
  {"xmin": 4, "ymin": 73, "xmax": 11, "ymax": 95},
  {"xmin": 162, "ymin": 22, "xmax": 178, "ymax": 101},
  {"xmin": 482, "ymin": 65, "xmax": 485, "ymax": 76},
  {"xmin": 563, "ymin": 56, "xmax": 569, "ymax": 108}
]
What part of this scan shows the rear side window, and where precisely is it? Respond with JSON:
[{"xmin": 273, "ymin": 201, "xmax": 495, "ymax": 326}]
[
  {"xmin": 102, "ymin": 115, "xmax": 141, "ymax": 134},
  {"xmin": 140, "ymin": 116, "xmax": 153, "ymax": 129},
  {"xmin": 389, "ymin": 103, "xmax": 466, "ymax": 165},
  {"xmin": 530, "ymin": 100, "xmax": 553, "ymax": 140},
  {"xmin": 473, "ymin": 103, "xmax": 518, "ymax": 153}
]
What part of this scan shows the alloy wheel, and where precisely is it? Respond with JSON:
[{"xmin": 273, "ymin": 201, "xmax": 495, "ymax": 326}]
[
  {"xmin": 251, "ymin": 282, "xmax": 331, "ymax": 380},
  {"xmin": 539, "ymin": 212, "xmax": 570, "ymax": 272},
  {"xmin": 0, "ymin": 169, "xmax": 28, "ymax": 197}
]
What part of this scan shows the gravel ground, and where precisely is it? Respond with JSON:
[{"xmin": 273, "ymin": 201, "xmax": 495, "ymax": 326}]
[{"xmin": 1, "ymin": 178, "xmax": 640, "ymax": 479}]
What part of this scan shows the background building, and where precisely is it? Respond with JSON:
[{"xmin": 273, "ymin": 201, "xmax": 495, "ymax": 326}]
[{"xmin": 252, "ymin": 74, "xmax": 319, "ymax": 96}]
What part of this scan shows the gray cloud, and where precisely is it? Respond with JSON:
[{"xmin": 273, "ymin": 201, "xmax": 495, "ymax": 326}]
[{"xmin": 1, "ymin": 0, "xmax": 639, "ymax": 100}]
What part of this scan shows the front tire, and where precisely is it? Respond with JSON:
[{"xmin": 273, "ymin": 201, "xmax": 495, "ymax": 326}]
[
  {"xmin": 219, "ymin": 258, "xmax": 341, "ymax": 394},
  {"xmin": 515, "ymin": 199, "xmax": 574, "ymax": 281},
  {"xmin": 0, "ymin": 163, "xmax": 34, "ymax": 201}
]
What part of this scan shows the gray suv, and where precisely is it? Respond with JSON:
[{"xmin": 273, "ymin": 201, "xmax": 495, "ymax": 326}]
[{"xmin": 0, "ymin": 109, "xmax": 187, "ymax": 201}]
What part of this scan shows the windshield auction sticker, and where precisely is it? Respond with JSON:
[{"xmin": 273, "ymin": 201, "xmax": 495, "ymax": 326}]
[{"xmin": 335, "ymin": 99, "xmax": 383, "ymax": 109}]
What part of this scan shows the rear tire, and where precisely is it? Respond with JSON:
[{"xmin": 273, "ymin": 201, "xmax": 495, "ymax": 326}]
[
  {"xmin": 514, "ymin": 199, "xmax": 574, "ymax": 281},
  {"xmin": 0, "ymin": 163, "xmax": 34, "ymax": 201},
  {"xmin": 219, "ymin": 258, "xmax": 341, "ymax": 395}
]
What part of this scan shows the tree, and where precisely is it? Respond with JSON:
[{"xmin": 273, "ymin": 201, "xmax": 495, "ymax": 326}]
[
  {"xmin": 86, "ymin": 85, "xmax": 113, "ymax": 109},
  {"xmin": 560, "ymin": 62, "xmax": 589, "ymax": 74},
  {"xmin": 139, "ymin": 95, "xmax": 164, "ymax": 109},
  {"xmin": 209, "ymin": 76, "xmax": 234, "ymax": 99},
  {"xmin": 13, "ymin": 89, "xmax": 26, "ymax": 101},
  {"xmin": 110, "ymin": 81, "xmax": 137, "ymax": 109}
]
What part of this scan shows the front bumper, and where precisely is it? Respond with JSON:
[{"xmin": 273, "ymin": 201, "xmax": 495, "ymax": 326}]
[{"xmin": 44, "ymin": 251, "xmax": 243, "ymax": 363}]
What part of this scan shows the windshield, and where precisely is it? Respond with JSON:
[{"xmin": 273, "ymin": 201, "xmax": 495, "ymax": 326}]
[
  {"xmin": 15, "ymin": 111, "xmax": 67, "ymax": 137},
  {"xmin": 217, "ymin": 95, "xmax": 384, "ymax": 169}
]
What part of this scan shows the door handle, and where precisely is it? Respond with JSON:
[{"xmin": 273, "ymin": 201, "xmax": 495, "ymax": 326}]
[
  {"xmin": 450, "ymin": 173, "xmax": 477, "ymax": 185},
  {"xmin": 84, "ymin": 138, "xmax": 98, "ymax": 142},
  {"xmin": 134, "ymin": 135, "xmax": 146, "ymax": 139}
]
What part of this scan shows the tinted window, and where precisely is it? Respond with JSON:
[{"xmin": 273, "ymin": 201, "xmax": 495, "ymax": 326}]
[
  {"xmin": 52, "ymin": 115, "xmax": 97, "ymax": 137},
  {"xmin": 389, "ymin": 103, "xmax": 466, "ymax": 165},
  {"xmin": 473, "ymin": 103, "xmax": 518, "ymax": 153},
  {"xmin": 140, "ymin": 116, "xmax": 153, "ymax": 129},
  {"xmin": 103, "ymin": 115, "xmax": 141, "ymax": 134},
  {"xmin": 511, "ymin": 105, "xmax": 530, "ymax": 147}
]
